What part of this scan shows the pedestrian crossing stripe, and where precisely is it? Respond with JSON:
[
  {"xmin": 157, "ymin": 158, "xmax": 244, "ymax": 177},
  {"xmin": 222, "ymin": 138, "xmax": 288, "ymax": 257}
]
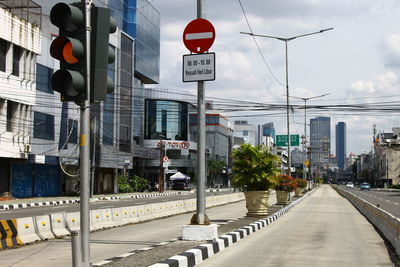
[{"xmin": 0, "ymin": 219, "xmax": 23, "ymax": 249}]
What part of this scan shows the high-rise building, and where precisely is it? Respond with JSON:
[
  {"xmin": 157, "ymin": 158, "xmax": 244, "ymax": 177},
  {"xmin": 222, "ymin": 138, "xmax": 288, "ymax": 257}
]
[
  {"xmin": 310, "ymin": 117, "xmax": 331, "ymax": 168},
  {"xmin": 262, "ymin": 122, "xmax": 276, "ymax": 141},
  {"xmin": 336, "ymin": 122, "xmax": 346, "ymax": 170}
]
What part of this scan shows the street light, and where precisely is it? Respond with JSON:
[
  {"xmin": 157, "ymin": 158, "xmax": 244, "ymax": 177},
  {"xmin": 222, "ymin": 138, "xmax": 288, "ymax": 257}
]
[
  {"xmin": 288, "ymin": 93, "xmax": 329, "ymax": 183},
  {"xmin": 240, "ymin": 28, "xmax": 333, "ymax": 175}
]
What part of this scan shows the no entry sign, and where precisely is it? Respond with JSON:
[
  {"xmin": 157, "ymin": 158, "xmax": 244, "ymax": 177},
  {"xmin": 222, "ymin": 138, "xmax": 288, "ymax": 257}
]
[{"xmin": 183, "ymin": 19, "xmax": 215, "ymax": 53}]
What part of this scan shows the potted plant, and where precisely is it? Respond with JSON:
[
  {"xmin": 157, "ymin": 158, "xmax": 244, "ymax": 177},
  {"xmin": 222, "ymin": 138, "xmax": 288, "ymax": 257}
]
[
  {"xmin": 232, "ymin": 144, "xmax": 281, "ymax": 216},
  {"xmin": 294, "ymin": 178, "xmax": 307, "ymax": 196},
  {"xmin": 275, "ymin": 174, "xmax": 297, "ymax": 205}
]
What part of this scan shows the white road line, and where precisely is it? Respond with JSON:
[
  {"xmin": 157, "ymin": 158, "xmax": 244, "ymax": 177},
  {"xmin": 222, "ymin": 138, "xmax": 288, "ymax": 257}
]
[
  {"xmin": 379, "ymin": 197, "xmax": 383, "ymax": 200},
  {"xmin": 385, "ymin": 200, "xmax": 390, "ymax": 202},
  {"xmin": 394, "ymin": 203, "xmax": 399, "ymax": 205},
  {"xmin": 136, "ymin": 202, "xmax": 147, "ymax": 205},
  {"xmin": 102, "ymin": 205, "xmax": 115, "ymax": 208}
]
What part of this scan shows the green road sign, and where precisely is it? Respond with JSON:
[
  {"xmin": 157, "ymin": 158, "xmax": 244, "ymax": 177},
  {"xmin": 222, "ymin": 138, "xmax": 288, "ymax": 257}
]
[{"xmin": 276, "ymin": 134, "xmax": 300, "ymax": 146}]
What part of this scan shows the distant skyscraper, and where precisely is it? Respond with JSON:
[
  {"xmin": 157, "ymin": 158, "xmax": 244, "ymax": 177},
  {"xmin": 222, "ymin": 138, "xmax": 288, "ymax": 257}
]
[
  {"xmin": 262, "ymin": 122, "xmax": 276, "ymax": 141},
  {"xmin": 336, "ymin": 122, "xmax": 347, "ymax": 170},
  {"xmin": 310, "ymin": 117, "xmax": 331, "ymax": 167}
]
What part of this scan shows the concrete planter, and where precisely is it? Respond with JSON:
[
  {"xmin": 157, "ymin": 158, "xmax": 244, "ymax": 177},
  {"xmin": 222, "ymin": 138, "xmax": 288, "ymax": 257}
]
[
  {"xmin": 294, "ymin": 187, "xmax": 304, "ymax": 197},
  {"xmin": 276, "ymin": 190, "xmax": 289, "ymax": 205},
  {"xmin": 244, "ymin": 191, "xmax": 270, "ymax": 217}
]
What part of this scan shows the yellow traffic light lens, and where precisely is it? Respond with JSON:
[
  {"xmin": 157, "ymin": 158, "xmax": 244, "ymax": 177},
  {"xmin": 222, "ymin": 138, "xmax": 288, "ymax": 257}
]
[{"xmin": 63, "ymin": 42, "xmax": 79, "ymax": 64}]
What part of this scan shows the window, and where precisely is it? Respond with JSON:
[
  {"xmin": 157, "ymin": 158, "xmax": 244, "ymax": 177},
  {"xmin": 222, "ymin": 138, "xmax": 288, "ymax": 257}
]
[
  {"xmin": 12, "ymin": 45, "xmax": 21, "ymax": 76},
  {"xmin": 33, "ymin": 112, "xmax": 55, "ymax": 140},
  {"xmin": 243, "ymin": 130, "xmax": 249, "ymax": 136},
  {"xmin": 6, "ymin": 101, "xmax": 16, "ymax": 132},
  {"xmin": 0, "ymin": 39, "xmax": 8, "ymax": 72},
  {"xmin": 68, "ymin": 119, "xmax": 78, "ymax": 144},
  {"xmin": 36, "ymin": 64, "xmax": 54, "ymax": 93}
]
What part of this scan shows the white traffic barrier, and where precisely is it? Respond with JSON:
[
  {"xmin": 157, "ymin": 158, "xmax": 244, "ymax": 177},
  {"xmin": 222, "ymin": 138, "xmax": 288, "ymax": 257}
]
[
  {"xmin": 65, "ymin": 212, "xmax": 80, "ymax": 232},
  {"xmin": 16, "ymin": 217, "xmax": 41, "ymax": 244},
  {"xmin": 137, "ymin": 204, "xmax": 154, "ymax": 222},
  {"xmin": 151, "ymin": 203, "xmax": 165, "ymax": 218},
  {"xmin": 183, "ymin": 199, "xmax": 196, "ymax": 213},
  {"xmin": 125, "ymin": 206, "xmax": 139, "ymax": 224},
  {"xmin": 49, "ymin": 213, "xmax": 69, "ymax": 238},
  {"xmin": 120, "ymin": 207, "xmax": 132, "ymax": 224},
  {"xmin": 91, "ymin": 209, "xmax": 114, "ymax": 230},
  {"xmin": 111, "ymin": 208, "xmax": 125, "ymax": 227},
  {"xmin": 34, "ymin": 215, "xmax": 55, "ymax": 240}
]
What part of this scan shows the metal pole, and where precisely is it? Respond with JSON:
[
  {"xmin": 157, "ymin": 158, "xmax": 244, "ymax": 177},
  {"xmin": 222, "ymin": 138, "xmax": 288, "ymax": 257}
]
[
  {"xmin": 304, "ymin": 99, "xmax": 307, "ymax": 181},
  {"xmin": 191, "ymin": 0, "xmax": 208, "ymax": 225},
  {"xmin": 285, "ymin": 41, "xmax": 291, "ymax": 176},
  {"xmin": 90, "ymin": 116, "xmax": 96, "ymax": 198},
  {"xmin": 80, "ymin": 1, "xmax": 91, "ymax": 266},
  {"xmin": 71, "ymin": 231, "xmax": 82, "ymax": 267}
]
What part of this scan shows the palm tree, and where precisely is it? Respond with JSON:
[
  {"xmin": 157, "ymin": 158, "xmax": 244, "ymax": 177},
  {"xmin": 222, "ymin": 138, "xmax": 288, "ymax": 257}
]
[{"xmin": 232, "ymin": 143, "xmax": 281, "ymax": 191}]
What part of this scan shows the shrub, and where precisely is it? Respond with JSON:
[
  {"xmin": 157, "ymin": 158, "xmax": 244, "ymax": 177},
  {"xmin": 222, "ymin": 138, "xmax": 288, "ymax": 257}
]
[
  {"xmin": 295, "ymin": 178, "xmax": 307, "ymax": 188},
  {"xmin": 232, "ymin": 144, "xmax": 281, "ymax": 191},
  {"xmin": 275, "ymin": 175, "xmax": 297, "ymax": 192}
]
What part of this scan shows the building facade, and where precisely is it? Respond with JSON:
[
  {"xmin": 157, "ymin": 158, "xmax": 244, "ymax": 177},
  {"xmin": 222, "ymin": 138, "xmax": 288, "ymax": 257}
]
[
  {"xmin": 0, "ymin": 2, "xmax": 42, "ymax": 197},
  {"xmin": 310, "ymin": 117, "xmax": 331, "ymax": 175},
  {"xmin": 335, "ymin": 122, "xmax": 346, "ymax": 170},
  {"xmin": 233, "ymin": 120, "xmax": 259, "ymax": 146},
  {"xmin": 3, "ymin": 0, "xmax": 161, "ymax": 197}
]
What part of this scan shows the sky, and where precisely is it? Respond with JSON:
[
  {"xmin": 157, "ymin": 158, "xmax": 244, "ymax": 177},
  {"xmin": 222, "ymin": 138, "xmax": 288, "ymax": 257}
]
[{"xmin": 151, "ymin": 0, "xmax": 400, "ymax": 155}]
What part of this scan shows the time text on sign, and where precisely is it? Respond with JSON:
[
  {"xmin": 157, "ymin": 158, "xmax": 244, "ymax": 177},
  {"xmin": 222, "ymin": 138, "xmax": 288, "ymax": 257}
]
[{"xmin": 183, "ymin": 53, "xmax": 215, "ymax": 82}]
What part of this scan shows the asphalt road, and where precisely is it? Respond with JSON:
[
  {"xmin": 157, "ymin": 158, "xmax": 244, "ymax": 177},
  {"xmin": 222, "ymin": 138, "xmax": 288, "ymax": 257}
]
[
  {"xmin": 0, "ymin": 200, "xmax": 253, "ymax": 267},
  {"xmin": 0, "ymin": 191, "xmax": 233, "ymax": 220},
  {"xmin": 197, "ymin": 185, "xmax": 395, "ymax": 267},
  {"xmin": 337, "ymin": 185, "xmax": 400, "ymax": 218}
]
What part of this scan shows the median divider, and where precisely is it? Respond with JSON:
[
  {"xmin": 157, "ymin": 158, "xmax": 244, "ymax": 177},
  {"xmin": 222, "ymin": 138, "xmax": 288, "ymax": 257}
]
[
  {"xmin": 15, "ymin": 217, "xmax": 41, "ymax": 245},
  {"xmin": 34, "ymin": 215, "xmax": 55, "ymax": 240},
  {"xmin": 3, "ymin": 192, "xmax": 246, "ymax": 249},
  {"xmin": 49, "ymin": 213, "xmax": 69, "ymax": 238},
  {"xmin": 65, "ymin": 212, "xmax": 80, "ymax": 233},
  {"xmin": 0, "ymin": 219, "xmax": 24, "ymax": 249},
  {"xmin": 334, "ymin": 186, "xmax": 400, "ymax": 255}
]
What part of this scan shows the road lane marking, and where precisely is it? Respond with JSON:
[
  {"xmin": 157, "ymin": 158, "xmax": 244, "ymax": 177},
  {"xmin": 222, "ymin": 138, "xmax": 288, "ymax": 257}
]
[
  {"xmin": 394, "ymin": 203, "xmax": 399, "ymax": 205},
  {"xmin": 103, "ymin": 205, "xmax": 115, "ymax": 208},
  {"xmin": 136, "ymin": 202, "xmax": 147, "ymax": 205}
]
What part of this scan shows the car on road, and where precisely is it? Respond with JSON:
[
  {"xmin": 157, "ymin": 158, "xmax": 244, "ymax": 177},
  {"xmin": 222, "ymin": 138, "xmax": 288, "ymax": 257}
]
[
  {"xmin": 346, "ymin": 182, "xmax": 354, "ymax": 188},
  {"xmin": 360, "ymin": 182, "xmax": 371, "ymax": 190}
]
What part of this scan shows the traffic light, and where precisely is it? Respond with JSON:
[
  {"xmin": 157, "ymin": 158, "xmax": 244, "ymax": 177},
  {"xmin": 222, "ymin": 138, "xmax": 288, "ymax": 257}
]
[
  {"xmin": 90, "ymin": 7, "xmax": 116, "ymax": 102},
  {"xmin": 50, "ymin": 2, "xmax": 86, "ymax": 106}
]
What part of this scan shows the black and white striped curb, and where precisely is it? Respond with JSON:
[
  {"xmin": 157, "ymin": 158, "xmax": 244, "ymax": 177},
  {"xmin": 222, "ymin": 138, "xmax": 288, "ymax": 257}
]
[
  {"xmin": 92, "ymin": 238, "xmax": 179, "ymax": 266},
  {"xmin": 0, "ymin": 192, "xmax": 182, "ymax": 211},
  {"xmin": 148, "ymin": 189, "xmax": 316, "ymax": 267}
]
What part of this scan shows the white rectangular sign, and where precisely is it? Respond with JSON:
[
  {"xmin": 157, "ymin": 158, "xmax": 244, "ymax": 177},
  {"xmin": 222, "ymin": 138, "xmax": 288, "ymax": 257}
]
[{"xmin": 183, "ymin": 53, "xmax": 215, "ymax": 82}]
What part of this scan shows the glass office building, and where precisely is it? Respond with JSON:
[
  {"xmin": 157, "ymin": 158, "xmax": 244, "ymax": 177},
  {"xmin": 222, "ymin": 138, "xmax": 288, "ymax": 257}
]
[{"xmin": 145, "ymin": 100, "xmax": 188, "ymax": 141}]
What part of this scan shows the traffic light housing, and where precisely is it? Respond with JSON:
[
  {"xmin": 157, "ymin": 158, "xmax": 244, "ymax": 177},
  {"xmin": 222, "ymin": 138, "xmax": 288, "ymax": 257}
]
[
  {"xmin": 90, "ymin": 7, "xmax": 116, "ymax": 102},
  {"xmin": 50, "ymin": 2, "xmax": 86, "ymax": 106}
]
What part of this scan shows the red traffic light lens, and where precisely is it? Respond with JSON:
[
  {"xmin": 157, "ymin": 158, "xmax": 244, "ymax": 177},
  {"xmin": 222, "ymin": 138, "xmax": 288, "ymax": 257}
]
[{"xmin": 63, "ymin": 42, "xmax": 79, "ymax": 64}]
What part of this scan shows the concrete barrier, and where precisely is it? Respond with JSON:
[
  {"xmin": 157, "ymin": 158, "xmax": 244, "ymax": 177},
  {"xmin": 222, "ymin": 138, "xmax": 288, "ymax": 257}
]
[
  {"xmin": 137, "ymin": 204, "xmax": 154, "ymax": 222},
  {"xmin": 0, "ymin": 219, "xmax": 24, "ymax": 249},
  {"xmin": 49, "ymin": 213, "xmax": 69, "ymax": 238},
  {"xmin": 65, "ymin": 212, "xmax": 80, "ymax": 232},
  {"xmin": 334, "ymin": 186, "xmax": 400, "ymax": 256},
  {"xmin": 15, "ymin": 217, "xmax": 41, "ymax": 244},
  {"xmin": 34, "ymin": 215, "xmax": 55, "ymax": 240},
  {"xmin": 111, "ymin": 208, "xmax": 125, "ymax": 227},
  {"xmin": 91, "ymin": 209, "xmax": 114, "ymax": 230}
]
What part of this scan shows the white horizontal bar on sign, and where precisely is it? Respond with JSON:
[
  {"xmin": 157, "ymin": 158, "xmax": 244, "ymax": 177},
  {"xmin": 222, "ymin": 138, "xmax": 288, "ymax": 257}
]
[{"xmin": 186, "ymin": 32, "xmax": 213, "ymax": 40}]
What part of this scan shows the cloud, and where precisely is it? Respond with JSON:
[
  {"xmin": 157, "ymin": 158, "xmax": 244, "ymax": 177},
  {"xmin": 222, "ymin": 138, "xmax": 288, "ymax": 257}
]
[{"xmin": 381, "ymin": 34, "xmax": 400, "ymax": 69}]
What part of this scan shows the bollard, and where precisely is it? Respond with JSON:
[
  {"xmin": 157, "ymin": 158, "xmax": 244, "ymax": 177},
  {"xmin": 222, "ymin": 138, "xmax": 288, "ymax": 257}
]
[{"xmin": 71, "ymin": 231, "xmax": 82, "ymax": 267}]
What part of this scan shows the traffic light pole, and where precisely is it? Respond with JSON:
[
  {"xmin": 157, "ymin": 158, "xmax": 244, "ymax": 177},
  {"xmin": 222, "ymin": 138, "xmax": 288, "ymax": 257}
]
[{"xmin": 80, "ymin": 0, "xmax": 91, "ymax": 266}]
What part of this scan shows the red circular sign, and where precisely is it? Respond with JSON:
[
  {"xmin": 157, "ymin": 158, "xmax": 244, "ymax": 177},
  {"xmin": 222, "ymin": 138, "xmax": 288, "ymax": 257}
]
[{"xmin": 183, "ymin": 19, "xmax": 215, "ymax": 54}]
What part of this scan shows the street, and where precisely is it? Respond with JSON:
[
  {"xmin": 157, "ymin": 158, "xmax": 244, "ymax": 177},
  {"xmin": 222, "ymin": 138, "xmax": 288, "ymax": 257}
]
[
  {"xmin": 338, "ymin": 185, "xmax": 400, "ymax": 218},
  {"xmin": 0, "ymin": 198, "xmax": 255, "ymax": 267},
  {"xmin": 197, "ymin": 185, "xmax": 395, "ymax": 267}
]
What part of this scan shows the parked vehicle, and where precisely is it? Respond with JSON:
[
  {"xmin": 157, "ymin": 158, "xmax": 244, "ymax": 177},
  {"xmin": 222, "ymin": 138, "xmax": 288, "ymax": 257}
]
[
  {"xmin": 346, "ymin": 182, "xmax": 354, "ymax": 188},
  {"xmin": 171, "ymin": 182, "xmax": 191, "ymax": 191},
  {"xmin": 360, "ymin": 182, "xmax": 371, "ymax": 191}
]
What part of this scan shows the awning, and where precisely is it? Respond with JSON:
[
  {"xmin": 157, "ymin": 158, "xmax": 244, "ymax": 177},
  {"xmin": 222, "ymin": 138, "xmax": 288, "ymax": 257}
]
[{"xmin": 170, "ymin": 171, "xmax": 190, "ymax": 180}]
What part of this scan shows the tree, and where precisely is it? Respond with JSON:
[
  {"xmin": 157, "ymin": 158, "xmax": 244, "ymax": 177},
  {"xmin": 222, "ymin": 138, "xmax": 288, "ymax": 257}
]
[{"xmin": 207, "ymin": 159, "xmax": 225, "ymax": 187}]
